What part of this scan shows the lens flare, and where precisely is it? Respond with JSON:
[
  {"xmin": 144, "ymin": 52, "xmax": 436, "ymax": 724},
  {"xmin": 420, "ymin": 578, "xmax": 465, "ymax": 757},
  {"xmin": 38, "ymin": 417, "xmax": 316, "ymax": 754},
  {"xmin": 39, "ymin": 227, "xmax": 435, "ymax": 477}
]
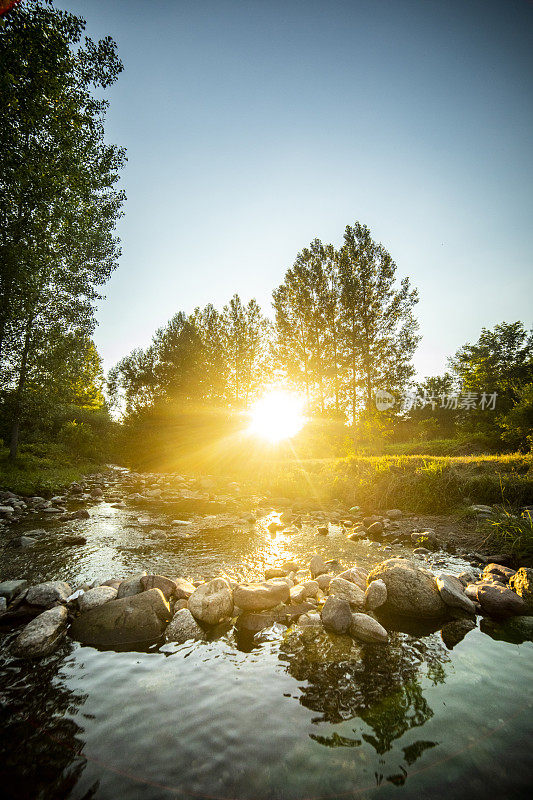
[{"xmin": 248, "ymin": 391, "xmax": 305, "ymax": 443}]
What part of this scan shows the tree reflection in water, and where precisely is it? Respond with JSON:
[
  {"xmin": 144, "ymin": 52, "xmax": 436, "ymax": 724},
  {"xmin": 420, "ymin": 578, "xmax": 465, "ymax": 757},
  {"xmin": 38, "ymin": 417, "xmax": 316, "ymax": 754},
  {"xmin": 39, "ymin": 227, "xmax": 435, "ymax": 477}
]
[
  {"xmin": 279, "ymin": 625, "xmax": 449, "ymax": 785},
  {"xmin": 0, "ymin": 636, "xmax": 97, "ymax": 800}
]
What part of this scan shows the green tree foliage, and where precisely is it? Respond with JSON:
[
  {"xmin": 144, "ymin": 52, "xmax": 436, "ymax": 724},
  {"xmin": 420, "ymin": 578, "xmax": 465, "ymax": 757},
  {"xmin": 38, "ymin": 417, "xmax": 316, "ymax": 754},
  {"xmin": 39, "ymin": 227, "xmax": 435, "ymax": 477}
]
[
  {"xmin": 449, "ymin": 321, "xmax": 533, "ymax": 446},
  {"xmin": 0, "ymin": 0, "xmax": 125, "ymax": 457},
  {"xmin": 272, "ymin": 223, "xmax": 420, "ymax": 421}
]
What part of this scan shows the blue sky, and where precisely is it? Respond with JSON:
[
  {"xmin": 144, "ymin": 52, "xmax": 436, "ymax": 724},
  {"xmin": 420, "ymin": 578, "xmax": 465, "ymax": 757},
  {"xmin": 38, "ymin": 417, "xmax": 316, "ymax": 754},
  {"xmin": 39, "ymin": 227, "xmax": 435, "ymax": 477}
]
[{"xmin": 63, "ymin": 0, "xmax": 533, "ymax": 379}]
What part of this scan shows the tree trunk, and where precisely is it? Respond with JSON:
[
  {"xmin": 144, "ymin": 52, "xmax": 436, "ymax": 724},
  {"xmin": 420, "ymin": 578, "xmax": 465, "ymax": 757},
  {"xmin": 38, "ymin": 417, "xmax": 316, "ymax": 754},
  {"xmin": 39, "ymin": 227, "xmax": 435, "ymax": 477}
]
[{"xmin": 8, "ymin": 315, "xmax": 33, "ymax": 460}]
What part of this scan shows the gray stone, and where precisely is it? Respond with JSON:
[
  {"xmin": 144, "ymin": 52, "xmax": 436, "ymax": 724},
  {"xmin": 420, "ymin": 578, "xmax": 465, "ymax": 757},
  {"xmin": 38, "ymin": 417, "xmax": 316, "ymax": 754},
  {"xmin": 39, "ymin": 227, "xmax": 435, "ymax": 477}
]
[
  {"xmin": 436, "ymin": 573, "xmax": 476, "ymax": 614},
  {"xmin": 386, "ymin": 509, "xmax": 402, "ymax": 520},
  {"xmin": 365, "ymin": 579, "xmax": 388, "ymax": 611},
  {"xmin": 117, "ymin": 571, "xmax": 147, "ymax": 599},
  {"xmin": 367, "ymin": 558, "xmax": 448, "ymax": 619},
  {"xmin": 300, "ymin": 580, "xmax": 320, "ymax": 598},
  {"xmin": 329, "ymin": 577, "xmax": 365, "ymax": 608},
  {"xmin": 349, "ymin": 613, "xmax": 388, "ymax": 643},
  {"xmin": 298, "ymin": 612, "xmax": 322, "ymax": 627},
  {"xmin": 0, "ymin": 580, "xmax": 28, "ymax": 602},
  {"xmin": 309, "ymin": 554, "xmax": 328, "ymax": 578},
  {"xmin": 173, "ymin": 578, "xmax": 196, "ymax": 600},
  {"xmin": 321, "ymin": 595, "xmax": 352, "ymax": 634},
  {"xmin": 264, "ymin": 567, "xmax": 290, "ymax": 579},
  {"xmin": 78, "ymin": 586, "xmax": 118, "ymax": 613},
  {"xmin": 337, "ymin": 567, "xmax": 367, "ymax": 590},
  {"xmin": 316, "ymin": 573, "xmax": 333, "ymax": 591},
  {"xmin": 477, "ymin": 584, "xmax": 527, "ymax": 618},
  {"xmin": 13, "ymin": 606, "xmax": 68, "ymax": 658},
  {"xmin": 140, "ymin": 574, "xmax": 177, "ymax": 600},
  {"xmin": 26, "ymin": 581, "xmax": 71, "ymax": 608},
  {"xmin": 233, "ymin": 580, "xmax": 289, "ymax": 612},
  {"xmin": 70, "ymin": 588, "xmax": 170, "ymax": 647},
  {"xmin": 165, "ymin": 608, "xmax": 204, "ymax": 643},
  {"xmin": 188, "ymin": 578, "xmax": 234, "ymax": 624}
]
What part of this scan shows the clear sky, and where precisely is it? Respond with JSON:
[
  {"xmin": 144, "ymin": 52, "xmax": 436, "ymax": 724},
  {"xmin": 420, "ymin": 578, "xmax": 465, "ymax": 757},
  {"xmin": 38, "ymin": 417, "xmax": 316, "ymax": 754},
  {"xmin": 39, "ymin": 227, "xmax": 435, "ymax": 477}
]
[{"xmin": 63, "ymin": 0, "xmax": 533, "ymax": 380}]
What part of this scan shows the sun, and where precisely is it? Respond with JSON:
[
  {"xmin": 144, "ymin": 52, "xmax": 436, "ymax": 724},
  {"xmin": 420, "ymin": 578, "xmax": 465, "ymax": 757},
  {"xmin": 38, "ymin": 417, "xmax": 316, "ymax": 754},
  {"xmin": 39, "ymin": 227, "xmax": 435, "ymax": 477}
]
[{"xmin": 248, "ymin": 390, "xmax": 305, "ymax": 443}]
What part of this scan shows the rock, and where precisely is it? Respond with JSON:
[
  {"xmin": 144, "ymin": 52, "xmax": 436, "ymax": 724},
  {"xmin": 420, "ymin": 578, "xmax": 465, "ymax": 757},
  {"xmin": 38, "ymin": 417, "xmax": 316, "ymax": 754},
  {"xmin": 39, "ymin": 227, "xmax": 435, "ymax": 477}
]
[
  {"xmin": 298, "ymin": 612, "xmax": 322, "ymax": 627},
  {"xmin": 317, "ymin": 525, "xmax": 329, "ymax": 536},
  {"xmin": 101, "ymin": 579, "xmax": 122, "ymax": 590},
  {"xmin": 173, "ymin": 578, "xmax": 197, "ymax": 600},
  {"xmin": 78, "ymin": 586, "xmax": 118, "ymax": 613},
  {"xmin": 300, "ymin": 580, "xmax": 320, "ymax": 598},
  {"xmin": 264, "ymin": 567, "xmax": 289, "ymax": 579},
  {"xmin": 481, "ymin": 615, "xmax": 533, "ymax": 644},
  {"xmin": 365, "ymin": 579, "xmax": 387, "ymax": 611},
  {"xmin": 10, "ymin": 536, "xmax": 36, "ymax": 548},
  {"xmin": 441, "ymin": 618, "xmax": 476, "ymax": 649},
  {"xmin": 289, "ymin": 585, "xmax": 307, "ymax": 604},
  {"xmin": 436, "ymin": 573, "xmax": 476, "ymax": 614},
  {"xmin": 349, "ymin": 613, "xmax": 388, "ymax": 643},
  {"xmin": 140, "ymin": 574, "xmax": 177, "ymax": 600},
  {"xmin": 117, "ymin": 571, "xmax": 147, "ymax": 599},
  {"xmin": 470, "ymin": 504, "xmax": 492, "ymax": 515},
  {"xmin": 457, "ymin": 570, "xmax": 479, "ymax": 586},
  {"xmin": 165, "ymin": 608, "xmax": 204, "ymax": 643},
  {"xmin": 188, "ymin": 578, "xmax": 234, "ymax": 624},
  {"xmin": 386, "ymin": 509, "xmax": 402, "ymax": 520},
  {"xmin": 321, "ymin": 596, "xmax": 352, "ymax": 634},
  {"xmin": 477, "ymin": 584, "xmax": 527, "ymax": 618},
  {"xmin": 414, "ymin": 547, "xmax": 430, "ymax": 555},
  {"xmin": 61, "ymin": 535, "xmax": 87, "ymax": 545},
  {"xmin": 509, "ymin": 568, "xmax": 533, "ymax": 610},
  {"xmin": 233, "ymin": 580, "xmax": 289, "ymax": 612},
  {"xmin": 13, "ymin": 606, "xmax": 68, "ymax": 658},
  {"xmin": 316, "ymin": 573, "xmax": 333, "ymax": 591},
  {"xmin": 70, "ymin": 588, "xmax": 170, "ymax": 647},
  {"xmin": 366, "ymin": 521, "xmax": 384, "ymax": 537},
  {"xmin": 281, "ymin": 560, "xmax": 299, "ymax": 573},
  {"xmin": 328, "ymin": 577, "xmax": 365, "ymax": 608},
  {"xmin": 337, "ymin": 567, "xmax": 367, "ymax": 591},
  {"xmin": 0, "ymin": 580, "xmax": 28, "ymax": 602},
  {"xmin": 366, "ymin": 558, "xmax": 448, "ymax": 619},
  {"xmin": 26, "ymin": 581, "xmax": 71, "ymax": 608},
  {"xmin": 483, "ymin": 563, "xmax": 516, "ymax": 583},
  {"xmin": 309, "ymin": 554, "xmax": 328, "ymax": 578}
]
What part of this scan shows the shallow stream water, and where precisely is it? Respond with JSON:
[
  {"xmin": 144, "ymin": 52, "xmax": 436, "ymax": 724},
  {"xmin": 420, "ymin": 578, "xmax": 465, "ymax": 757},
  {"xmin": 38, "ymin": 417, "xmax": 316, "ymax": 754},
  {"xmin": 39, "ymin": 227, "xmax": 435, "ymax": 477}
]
[{"xmin": 1, "ymin": 479, "xmax": 532, "ymax": 800}]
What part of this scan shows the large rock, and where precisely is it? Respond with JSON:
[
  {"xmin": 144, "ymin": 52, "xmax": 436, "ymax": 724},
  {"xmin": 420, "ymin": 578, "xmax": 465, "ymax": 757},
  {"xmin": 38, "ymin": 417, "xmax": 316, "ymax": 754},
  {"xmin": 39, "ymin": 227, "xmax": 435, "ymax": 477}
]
[
  {"xmin": 0, "ymin": 580, "xmax": 28, "ymax": 602},
  {"xmin": 436, "ymin": 573, "xmax": 476, "ymax": 614},
  {"xmin": 509, "ymin": 568, "xmax": 533, "ymax": 610},
  {"xmin": 78, "ymin": 586, "xmax": 118, "ymax": 613},
  {"xmin": 316, "ymin": 573, "xmax": 333, "ymax": 591},
  {"xmin": 329, "ymin": 577, "xmax": 365, "ymax": 608},
  {"xmin": 165, "ymin": 609, "xmax": 204, "ymax": 643},
  {"xmin": 188, "ymin": 578, "xmax": 234, "ymax": 624},
  {"xmin": 483, "ymin": 563, "xmax": 516, "ymax": 584},
  {"xmin": 320, "ymin": 596, "xmax": 352, "ymax": 634},
  {"xmin": 366, "ymin": 558, "xmax": 448, "ymax": 619},
  {"xmin": 140, "ymin": 574, "xmax": 176, "ymax": 600},
  {"xmin": 477, "ymin": 584, "xmax": 527, "ymax": 618},
  {"xmin": 365, "ymin": 579, "xmax": 387, "ymax": 611},
  {"xmin": 233, "ymin": 580, "xmax": 289, "ymax": 612},
  {"xmin": 26, "ymin": 581, "xmax": 71, "ymax": 608},
  {"xmin": 13, "ymin": 606, "xmax": 68, "ymax": 658},
  {"xmin": 173, "ymin": 578, "xmax": 196, "ymax": 600},
  {"xmin": 349, "ymin": 613, "xmax": 388, "ymax": 643},
  {"xmin": 70, "ymin": 588, "xmax": 170, "ymax": 647},
  {"xmin": 117, "ymin": 571, "xmax": 147, "ymax": 599}
]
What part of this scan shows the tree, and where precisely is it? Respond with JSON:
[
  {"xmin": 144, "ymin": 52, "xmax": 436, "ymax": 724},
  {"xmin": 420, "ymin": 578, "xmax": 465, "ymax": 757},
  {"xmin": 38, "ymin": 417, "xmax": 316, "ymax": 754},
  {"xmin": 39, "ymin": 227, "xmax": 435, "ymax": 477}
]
[
  {"xmin": 222, "ymin": 295, "xmax": 270, "ymax": 407},
  {"xmin": 338, "ymin": 222, "xmax": 419, "ymax": 420},
  {"xmin": 449, "ymin": 321, "xmax": 533, "ymax": 443},
  {"xmin": 0, "ymin": 0, "xmax": 125, "ymax": 457}
]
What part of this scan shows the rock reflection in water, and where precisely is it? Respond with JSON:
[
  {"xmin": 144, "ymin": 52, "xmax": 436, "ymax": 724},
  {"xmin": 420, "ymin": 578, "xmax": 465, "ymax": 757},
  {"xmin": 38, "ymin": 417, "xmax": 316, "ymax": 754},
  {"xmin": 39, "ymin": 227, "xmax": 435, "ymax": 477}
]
[
  {"xmin": 279, "ymin": 625, "xmax": 448, "ymax": 784},
  {"xmin": 0, "ymin": 637, "xmax": 97, "ymax": 800}
]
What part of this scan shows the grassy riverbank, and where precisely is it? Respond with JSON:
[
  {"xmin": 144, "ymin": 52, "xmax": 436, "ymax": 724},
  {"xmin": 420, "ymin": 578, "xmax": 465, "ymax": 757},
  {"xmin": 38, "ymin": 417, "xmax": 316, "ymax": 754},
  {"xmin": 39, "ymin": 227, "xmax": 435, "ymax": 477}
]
[
  {"xmin": 0, "ymin": 444, "xmax": 103, "ymax": 497},
  {"xmin": 246, "ymin": 453, "xmax": 533, "ymax": 514}
]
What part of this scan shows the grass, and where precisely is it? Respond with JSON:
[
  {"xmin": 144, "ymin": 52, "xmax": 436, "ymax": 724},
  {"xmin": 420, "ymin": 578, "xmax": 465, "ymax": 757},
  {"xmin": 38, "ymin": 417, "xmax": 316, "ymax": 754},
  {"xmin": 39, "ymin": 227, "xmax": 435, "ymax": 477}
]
[
  {"xmin": 478, "ymin": 507, "xmax": 533, "ymax": 563},
  {"xmin": 241, "ymin": 453, "xmax": 533, "ymax": 514},
  {"xmin": 0, "ymin": 443, "xmax": 104, "ymax": 496}
]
